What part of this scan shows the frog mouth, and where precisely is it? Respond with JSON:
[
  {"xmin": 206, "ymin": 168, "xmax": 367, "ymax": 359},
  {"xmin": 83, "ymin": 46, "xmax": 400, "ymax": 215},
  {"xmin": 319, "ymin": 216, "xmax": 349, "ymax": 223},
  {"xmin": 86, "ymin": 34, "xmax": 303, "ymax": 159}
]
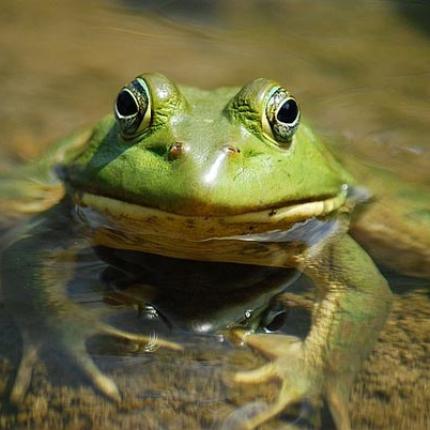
[{"xmin": 73, "ymin": 185, "xmax": 349, "ymax": 240}]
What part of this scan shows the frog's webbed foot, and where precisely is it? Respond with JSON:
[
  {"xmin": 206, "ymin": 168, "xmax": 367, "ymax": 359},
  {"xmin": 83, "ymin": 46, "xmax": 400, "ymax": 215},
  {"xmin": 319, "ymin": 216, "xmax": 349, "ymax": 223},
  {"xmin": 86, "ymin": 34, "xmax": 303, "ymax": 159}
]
[
  {"xmin": 226, "ymin": 236, "xmax": 392, "ymax": 430},
  {"xmin": 229, "ymin": 330, "xmax": 350, "ymax": 430},
  {"xmin": 10, "ymin": 318, "xmax": 182, "ymax": 404},
  {"xmin": 63, "ymin": 321, "xmax": 182, "ymax": 401},
  {"xmin": 3, "ymin": 210, "xmax": 183, "ymax": 404}
]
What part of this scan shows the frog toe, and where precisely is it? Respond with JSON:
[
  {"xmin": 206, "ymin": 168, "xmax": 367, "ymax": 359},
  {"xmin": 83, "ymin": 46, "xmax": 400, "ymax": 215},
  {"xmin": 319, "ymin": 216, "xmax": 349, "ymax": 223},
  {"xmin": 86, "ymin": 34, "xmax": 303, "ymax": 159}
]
[
  {"xmin": 60, "ymin": 320, "xmax": 181, "ymax": 401},
  {"xmin": 230, "ymin": 377, "xmax": 317, "ymax": 430},
  {"xmin": 231, "ymin": 331, "xmax": 303, "ymax": 387},
  {"xmin": 233, "ymin": 363, "xmax": 277, "ymax": 384},
  {"xmin": 96, "ymin": 321, "xmax": 182, "ymax": 352},
  {"xmin": 232, "ymin": 329, "xmax": 301, "ymax": 359},
  {"xmin": 10, "ymin": 339, "xmax": 40, "ymax": 404},
  {"xmin": 239, "ymin": 391, "xmax": 302, "ymax": 430},
  {"xmin": 68, "ymin": 345, "xmax": 121, "ymax": 402},
  {"xmin": 231, "ymin": 332, "xmax": 322, "ymax": 429},
  {"xmin": 223, "ymin": 389, "xmax": 311, "ymax": 430},
  {"xmin": 326, "ymin": 383, "xmax": 352, "ymax": 430}
]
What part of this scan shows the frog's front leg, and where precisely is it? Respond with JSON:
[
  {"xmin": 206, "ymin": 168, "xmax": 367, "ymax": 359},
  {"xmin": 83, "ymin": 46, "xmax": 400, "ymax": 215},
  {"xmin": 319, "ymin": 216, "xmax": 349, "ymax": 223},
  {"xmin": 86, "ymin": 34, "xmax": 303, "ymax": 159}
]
[
  {"xmin": 230, "ymin": 234, "xmax": 392, "ymax": 430},
  {"xmin": 1, "ymin": 203, "xmax": 180, "ymax": 403}
]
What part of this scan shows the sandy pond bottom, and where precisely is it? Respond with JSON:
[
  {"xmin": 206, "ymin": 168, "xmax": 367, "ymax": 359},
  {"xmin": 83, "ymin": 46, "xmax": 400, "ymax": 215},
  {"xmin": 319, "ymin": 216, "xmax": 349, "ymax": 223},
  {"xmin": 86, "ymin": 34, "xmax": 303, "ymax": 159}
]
[{"xmin": 0, "ymin": 279, "xmax": 429, "ymax": 430}]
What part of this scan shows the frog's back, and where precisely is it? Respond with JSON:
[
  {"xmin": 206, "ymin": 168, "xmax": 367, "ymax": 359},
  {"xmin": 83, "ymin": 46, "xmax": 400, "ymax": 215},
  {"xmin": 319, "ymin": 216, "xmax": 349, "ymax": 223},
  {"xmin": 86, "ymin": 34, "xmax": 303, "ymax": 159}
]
[
  {"xmin": 341, "ymin": 155, "xmax": 430, "ymax": 278},
  {"xmin": 0, "ymin": 128, "xmax": 92, "ymax": 227}
]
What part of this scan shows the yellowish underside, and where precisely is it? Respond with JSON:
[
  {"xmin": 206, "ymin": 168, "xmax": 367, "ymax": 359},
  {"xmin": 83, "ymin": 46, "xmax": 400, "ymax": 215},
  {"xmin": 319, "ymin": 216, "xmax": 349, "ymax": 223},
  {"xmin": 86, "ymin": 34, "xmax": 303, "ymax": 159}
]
[
  {"xmin": 77, "ymin": 189, "xmax": 347, "ymax": 236},
  {"xmin": 73, "ymin": 190, "xmax": 348, "ymax": 267}
]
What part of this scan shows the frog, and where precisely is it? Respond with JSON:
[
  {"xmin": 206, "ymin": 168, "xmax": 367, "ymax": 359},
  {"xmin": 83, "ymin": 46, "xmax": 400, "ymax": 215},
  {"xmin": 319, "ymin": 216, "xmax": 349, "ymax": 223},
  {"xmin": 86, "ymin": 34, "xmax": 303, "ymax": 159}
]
[{"xmin": 1, "ymin": 72, "xmax": 428, "ymax": 430}]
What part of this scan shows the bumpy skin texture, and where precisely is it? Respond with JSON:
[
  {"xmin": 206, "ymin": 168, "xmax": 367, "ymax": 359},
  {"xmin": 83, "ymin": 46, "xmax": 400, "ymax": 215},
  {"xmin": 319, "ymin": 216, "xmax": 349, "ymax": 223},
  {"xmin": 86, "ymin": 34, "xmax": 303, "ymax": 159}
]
[{"xmin": 0, "ymin": 74, "xmax": 394, "ymax": 430}]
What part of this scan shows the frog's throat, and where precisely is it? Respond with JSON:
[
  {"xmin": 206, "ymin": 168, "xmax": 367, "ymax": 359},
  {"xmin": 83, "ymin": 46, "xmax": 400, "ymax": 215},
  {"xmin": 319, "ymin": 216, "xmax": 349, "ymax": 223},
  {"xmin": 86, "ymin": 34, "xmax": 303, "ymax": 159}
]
[{"xmin": 74, "ymin": 186, "xmax": 348, "ymax": 241}]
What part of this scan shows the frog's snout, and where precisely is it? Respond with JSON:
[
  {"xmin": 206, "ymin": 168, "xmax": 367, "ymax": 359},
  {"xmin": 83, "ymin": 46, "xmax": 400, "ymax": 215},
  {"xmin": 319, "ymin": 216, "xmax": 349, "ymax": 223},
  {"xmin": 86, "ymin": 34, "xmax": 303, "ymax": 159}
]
[{"xmin": 201, "ymin": 145, "xmax": 241, "ymax": 185}]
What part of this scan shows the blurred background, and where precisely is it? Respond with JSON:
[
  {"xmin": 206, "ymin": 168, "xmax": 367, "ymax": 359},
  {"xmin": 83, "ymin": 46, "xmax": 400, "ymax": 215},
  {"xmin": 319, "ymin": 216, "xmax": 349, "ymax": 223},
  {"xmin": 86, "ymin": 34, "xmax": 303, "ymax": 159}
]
[{"xmin": 0, "ymin": 0, "xmax": 429, "ymax": 184}]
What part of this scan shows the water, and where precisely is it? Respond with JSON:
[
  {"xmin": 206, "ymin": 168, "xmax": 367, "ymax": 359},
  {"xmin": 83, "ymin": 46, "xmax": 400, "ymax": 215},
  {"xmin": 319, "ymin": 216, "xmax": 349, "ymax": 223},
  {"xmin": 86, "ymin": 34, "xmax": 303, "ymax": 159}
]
[{"xmin": 0, "ymin": 1, "xmax": 429, "ymax": 429}]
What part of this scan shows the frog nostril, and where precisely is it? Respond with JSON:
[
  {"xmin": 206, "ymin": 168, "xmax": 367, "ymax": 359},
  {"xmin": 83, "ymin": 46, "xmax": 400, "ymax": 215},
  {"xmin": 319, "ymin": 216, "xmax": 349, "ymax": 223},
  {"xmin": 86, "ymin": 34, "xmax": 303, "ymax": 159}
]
[
  {"xmin": 223, "ymin": 145, "xmax": 240, "ymax": 155},
  {"xmin": 168, "ymin": 142, "xmax": 186, "ymax": 160}
]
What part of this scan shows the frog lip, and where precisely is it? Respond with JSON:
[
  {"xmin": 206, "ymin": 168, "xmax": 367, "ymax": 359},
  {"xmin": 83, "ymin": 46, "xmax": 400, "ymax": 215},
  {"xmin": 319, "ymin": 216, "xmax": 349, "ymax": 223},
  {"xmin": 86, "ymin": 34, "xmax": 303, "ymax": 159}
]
[
  {"xmin": 73, "ymin": 188, "xmax": 349, "ymax": 265},
  {"xmin": 73, "ymin": 185, "xmax": 348, "ymax": 233}
]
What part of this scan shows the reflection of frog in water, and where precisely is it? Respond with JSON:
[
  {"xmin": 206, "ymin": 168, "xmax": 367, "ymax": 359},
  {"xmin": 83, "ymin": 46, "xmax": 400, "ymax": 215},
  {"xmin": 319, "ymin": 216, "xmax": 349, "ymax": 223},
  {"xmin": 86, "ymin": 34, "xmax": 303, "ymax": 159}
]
[{"xmin": 1, "ymin": 73, "xmax": 428, "ymax": 429}]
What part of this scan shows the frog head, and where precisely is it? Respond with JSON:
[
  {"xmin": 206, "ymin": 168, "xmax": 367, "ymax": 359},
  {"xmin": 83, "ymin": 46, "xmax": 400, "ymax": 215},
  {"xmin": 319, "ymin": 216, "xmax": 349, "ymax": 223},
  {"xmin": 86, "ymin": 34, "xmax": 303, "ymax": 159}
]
[{"xmin": 66, "ymin": 73, "xmax": 353, "ymax": 244}]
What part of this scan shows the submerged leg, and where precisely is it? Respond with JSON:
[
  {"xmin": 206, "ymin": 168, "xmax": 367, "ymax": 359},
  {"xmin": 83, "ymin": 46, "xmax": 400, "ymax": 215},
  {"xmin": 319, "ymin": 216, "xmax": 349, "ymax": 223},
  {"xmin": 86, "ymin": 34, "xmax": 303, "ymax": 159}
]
[
  {"xmin": 1, "ymin": 202, "xmax": 181, "ymax": 402},
  {"xmin": 231, "ymin": 234, "xmax": 392, "ymax": 429}
]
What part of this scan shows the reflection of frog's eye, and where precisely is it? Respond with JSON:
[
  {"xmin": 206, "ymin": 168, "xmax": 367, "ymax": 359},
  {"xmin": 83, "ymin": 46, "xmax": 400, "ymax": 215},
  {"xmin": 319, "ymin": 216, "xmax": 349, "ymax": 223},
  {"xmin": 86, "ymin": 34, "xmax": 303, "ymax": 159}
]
[
  {"xmin": 265, "ymin": 88, "xmax": 300, "ymax": 144},
  {"xmin": 114, "ymin": 78, "xmax": 151, "ymax": 138}
]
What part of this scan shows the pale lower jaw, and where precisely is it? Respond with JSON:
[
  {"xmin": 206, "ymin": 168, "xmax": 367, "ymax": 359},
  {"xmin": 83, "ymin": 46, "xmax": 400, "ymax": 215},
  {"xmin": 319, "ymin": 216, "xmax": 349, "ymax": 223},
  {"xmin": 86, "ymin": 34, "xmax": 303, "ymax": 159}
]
[{"xmin": 73, "ymin": 185, "xmax": 349, "ymax": 240}]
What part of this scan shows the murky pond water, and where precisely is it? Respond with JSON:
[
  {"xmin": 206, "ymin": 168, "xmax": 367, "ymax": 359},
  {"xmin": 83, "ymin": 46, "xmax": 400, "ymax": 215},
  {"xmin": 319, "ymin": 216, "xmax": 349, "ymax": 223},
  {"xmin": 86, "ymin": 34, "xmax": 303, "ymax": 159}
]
[{"xmin": 0, "ymin": 1, "xmax": 429, "ymax": 429}]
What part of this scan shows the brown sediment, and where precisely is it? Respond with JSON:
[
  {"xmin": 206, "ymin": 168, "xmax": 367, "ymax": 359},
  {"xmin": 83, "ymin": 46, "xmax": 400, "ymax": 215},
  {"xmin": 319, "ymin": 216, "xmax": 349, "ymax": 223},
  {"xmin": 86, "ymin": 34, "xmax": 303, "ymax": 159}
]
[{"xmin": 0, "ymin": 284, "xmax": 429, "ymax": 429}]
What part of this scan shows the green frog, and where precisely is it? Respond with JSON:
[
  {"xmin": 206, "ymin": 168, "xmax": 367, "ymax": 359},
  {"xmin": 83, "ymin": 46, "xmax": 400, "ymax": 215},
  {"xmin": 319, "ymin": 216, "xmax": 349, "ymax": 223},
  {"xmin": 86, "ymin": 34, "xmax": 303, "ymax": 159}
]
[{"xmin": 1, "ymin": 73, "xmax": 428, "ymax": 429}]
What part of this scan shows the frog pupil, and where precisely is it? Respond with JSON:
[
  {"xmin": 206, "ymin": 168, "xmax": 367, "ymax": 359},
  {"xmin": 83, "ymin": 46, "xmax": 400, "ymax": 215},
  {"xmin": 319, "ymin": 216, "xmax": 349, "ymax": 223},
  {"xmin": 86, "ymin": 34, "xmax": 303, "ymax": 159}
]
[
  {"xmin": 276, "ymin": 99, "xmax": 298, "ymax": 124},
  {"xmin": 116, "ymin": 90, "xmax": 138, "ymax": 117}
]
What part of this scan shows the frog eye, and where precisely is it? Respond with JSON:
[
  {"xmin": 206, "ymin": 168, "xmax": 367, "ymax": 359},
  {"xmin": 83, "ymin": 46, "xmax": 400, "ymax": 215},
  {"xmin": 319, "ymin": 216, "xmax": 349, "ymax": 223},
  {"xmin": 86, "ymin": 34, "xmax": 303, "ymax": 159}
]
[
  {"xmin": 264, "ymin": 88, "xmax": 300, "ymax": 144},
  {"xmin": 114, "ymin": 78, "xmax": 151, "ymax": 138}
]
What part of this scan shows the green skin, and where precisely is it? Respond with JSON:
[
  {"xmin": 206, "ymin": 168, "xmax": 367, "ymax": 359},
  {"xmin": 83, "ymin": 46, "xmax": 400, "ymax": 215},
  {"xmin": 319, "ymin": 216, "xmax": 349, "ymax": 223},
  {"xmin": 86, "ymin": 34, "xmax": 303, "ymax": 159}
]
[
  {"xmin": 1, "ymin": 73, "xmax": 415, "ymax": 430},
  {"xmin": 66, "ymin": 74, "xmax": 352, "ymax": 215}
]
